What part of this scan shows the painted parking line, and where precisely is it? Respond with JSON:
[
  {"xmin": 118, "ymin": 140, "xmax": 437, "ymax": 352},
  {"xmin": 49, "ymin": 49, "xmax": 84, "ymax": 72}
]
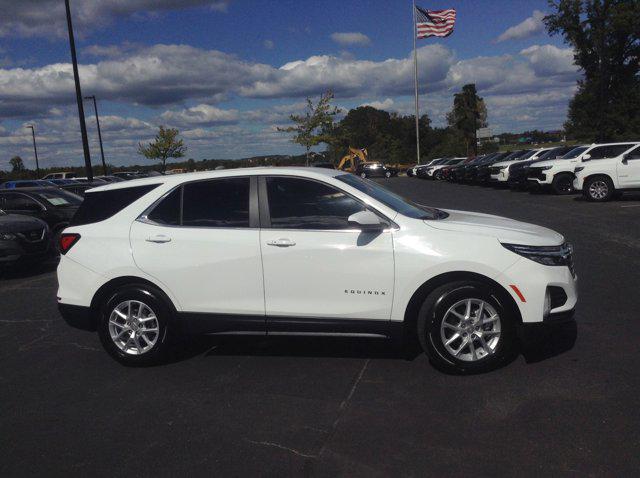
[{"xmin": 620, "ymin": 204, "xmax": 640, "ymax": 208}]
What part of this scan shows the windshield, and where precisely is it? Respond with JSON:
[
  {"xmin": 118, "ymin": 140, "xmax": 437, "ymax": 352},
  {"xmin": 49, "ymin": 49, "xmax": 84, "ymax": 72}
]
[
  {"xmin": 560, "ymin": 146, "xmax": 588, "ymax": 159},
  {"xmin": 337, "ymin": 174, "xmax": 447, "ymax": 220},
  {"xmin": 518, "ymin": 150, "xmax": 537, "ymax": 160},
  {"xmin": 36, "ymin": 189, "xmax": 82, "ymax": 207}
]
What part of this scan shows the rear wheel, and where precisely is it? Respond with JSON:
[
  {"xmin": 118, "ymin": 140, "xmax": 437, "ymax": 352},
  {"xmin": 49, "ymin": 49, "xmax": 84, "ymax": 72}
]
[
  {"xmin": 584, "ymin": 176, "xmax": 614, "ymax": 202},
  {"xmin": 384, "ymin": 171, "xmax": 392, "ymax": 178},
  {"xmin": 551, "ymin": 174, "xmax": 574, "ymax": 195},
  {"xmin": 98, "ymin": 284, "xmax": 173, "ymax": 365},
  {"xmin": 417, "ymin": 282, "xmax": 516, "ymax": 374}
]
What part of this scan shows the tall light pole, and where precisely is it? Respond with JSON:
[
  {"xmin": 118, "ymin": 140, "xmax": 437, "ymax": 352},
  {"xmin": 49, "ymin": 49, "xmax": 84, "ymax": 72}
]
[
  {"xmin": 25, "ymin": 125, "xmax": 40, "ymax": 178},
  {"xmin": 65, "ymin": 0, "xmax": 93, "ymax": 180},
  {"xmin": 84, "ymin": 95, "xmax": 107, "ymax": 175}
]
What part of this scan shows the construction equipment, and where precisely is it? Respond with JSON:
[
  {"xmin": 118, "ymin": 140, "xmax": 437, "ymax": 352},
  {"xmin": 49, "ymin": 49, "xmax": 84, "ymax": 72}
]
[{"xmin": 337, "ymin": 147, "xmax": 372, "ymax": 172}]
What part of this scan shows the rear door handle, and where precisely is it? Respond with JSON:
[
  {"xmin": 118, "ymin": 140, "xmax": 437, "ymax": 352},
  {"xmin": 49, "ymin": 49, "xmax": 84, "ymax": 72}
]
[
  {"xmin": 266, "ymin": 238, "xmax": 296, "ymax": 247},
  {"xmin": 146, "ymin": 234, "xmax": 172, "ymax": 243}
]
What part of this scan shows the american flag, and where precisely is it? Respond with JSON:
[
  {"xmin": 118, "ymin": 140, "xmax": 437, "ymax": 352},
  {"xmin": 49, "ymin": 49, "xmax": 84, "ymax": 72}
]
[{"xmin": 415, "ymin": 6, "xmax": 456, "ymax": 38}]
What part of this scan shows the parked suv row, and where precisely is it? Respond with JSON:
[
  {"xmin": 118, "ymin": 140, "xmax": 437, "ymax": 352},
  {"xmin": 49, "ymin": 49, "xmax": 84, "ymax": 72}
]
[{"xmin": 412, "ymin": 142, "xmax": 640, "ymax": 201}]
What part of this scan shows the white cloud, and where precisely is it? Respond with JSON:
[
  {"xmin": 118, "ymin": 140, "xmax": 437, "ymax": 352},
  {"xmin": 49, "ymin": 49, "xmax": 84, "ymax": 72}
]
[
  {"xmin": 520, "ymin": 44, "xmax": 577, "ymax": 78},
  {"xmin": 496, "ymin": 10, "xmax": 546, "ymax": 43},
  {"xmin": 0, "ymin": 0, "xmax": 230, "ymax": 38},
  {"xmin": 361, "ymin": 98, "xmax": 395, "ymax": 110},
  {"xmin": 330, "ymin": 32, "xmax": 371, "ymax": 46},
  {"xmin": 160, "ymin": 104, "xmax": 240, "ymax": 126}
]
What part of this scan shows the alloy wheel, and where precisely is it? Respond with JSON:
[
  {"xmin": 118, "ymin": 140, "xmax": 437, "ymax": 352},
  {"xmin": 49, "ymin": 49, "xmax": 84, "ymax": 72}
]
[
  {"xmin": 439, "ymin": 298, "xmax": 501, "ymax": 362},
  {"xmin": 588, "ymin": 180, "xmax": 608, "ymax": 200},
  {"xmin": 108, "ymin": 300, "xmax": 160, "ymax": 355}
]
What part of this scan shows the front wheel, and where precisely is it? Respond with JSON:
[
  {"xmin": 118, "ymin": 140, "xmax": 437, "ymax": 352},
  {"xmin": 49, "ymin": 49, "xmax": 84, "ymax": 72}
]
[
  {"xmin": 360, "ymin": 172, "xmax": 367, "ymax": 179},
  {"xmin": 98, "ymin": 284, "xmax": 173, "ymax": 366},
  {"xmin": 417, "ymin": 282, "xmax": 516, "ymax": 374},
  {"xmin": 584, "ymin": 176, "xmax": 614, "ymax": 202},
  {"xmin": 551, "ymin": 174, "xmax": 574, "ymax": 195},
  {"xmin": 384, "ymin": 171, "xmax": 392, "ymax": 178}
]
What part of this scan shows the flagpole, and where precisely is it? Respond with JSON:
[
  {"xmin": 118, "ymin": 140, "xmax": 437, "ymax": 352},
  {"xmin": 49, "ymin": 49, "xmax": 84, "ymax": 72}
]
[{"xmin": 412, "ymin": 0, "xmax": 421, "ymax": 163}]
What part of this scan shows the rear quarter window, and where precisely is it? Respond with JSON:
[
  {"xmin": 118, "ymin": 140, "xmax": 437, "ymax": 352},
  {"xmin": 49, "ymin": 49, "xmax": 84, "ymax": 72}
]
[{"xmin": 70, "ymin": 184, "xmax": 159, "ymax": 226}]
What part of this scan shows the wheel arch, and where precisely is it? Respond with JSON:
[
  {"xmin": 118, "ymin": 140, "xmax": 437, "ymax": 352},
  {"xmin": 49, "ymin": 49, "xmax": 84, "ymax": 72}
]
[
  {"xmin": 90, "ymin": 275, "xmax": 178, "ymax": 319},
  {"xmin": 402, "ymin": 271, "xmax": 523, "ymax": 339},
  {"xmin": 584, "ymin": 172, "xmax": 616, "ymax": 188}
]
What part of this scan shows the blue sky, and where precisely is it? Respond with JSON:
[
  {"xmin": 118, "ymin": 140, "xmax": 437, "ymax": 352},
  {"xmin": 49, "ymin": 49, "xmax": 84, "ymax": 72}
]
[{"xmin": 0, "ymin": 0, "xmax": 578, "ymax": 169}]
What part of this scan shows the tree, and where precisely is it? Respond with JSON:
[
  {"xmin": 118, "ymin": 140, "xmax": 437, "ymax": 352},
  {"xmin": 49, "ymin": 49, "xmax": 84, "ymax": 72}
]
[
  {"xmin": 278, "ymin": 90, "xmax": 341, "ymax": 165},
  {"xmin": 9, "ymin": 156, "xmax": 25, "ymax": 173},
  {"xmin": 545, "ymin": 0, "xmax": 640, "ymax": 141},
  {"xmin": 138, "ymin": 126, "xmax": 187, "ymax": 173},
  {"xmin": 447, "ymin": 84, "xmax": 488, "ymax": 157}
]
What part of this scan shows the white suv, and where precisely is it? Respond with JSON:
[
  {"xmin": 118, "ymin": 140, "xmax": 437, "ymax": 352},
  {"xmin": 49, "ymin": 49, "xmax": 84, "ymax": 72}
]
[
  {"xmin": 526, "ymin": 145, "xmax": 590, "ymax": 194},
  {"xmin": 57, "ymin": 168, "xmax": 577, "ymax": 373},
  {"xmin": 573, "ymin": 143, "xmax": 640, "ymax": 201},
  {"xmin": 489, "ymin": 148, "xmax": 550, "ymax": 184}
]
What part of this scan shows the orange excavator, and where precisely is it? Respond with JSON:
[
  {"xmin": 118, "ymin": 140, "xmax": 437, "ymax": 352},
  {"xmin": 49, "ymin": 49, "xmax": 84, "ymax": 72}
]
[{"xmin": 336, "ymin": 147, "xmax": 372, "ymax": 172}]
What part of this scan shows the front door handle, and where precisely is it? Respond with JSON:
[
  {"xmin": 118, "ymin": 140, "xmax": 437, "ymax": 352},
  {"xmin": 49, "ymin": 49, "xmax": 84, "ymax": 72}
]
[
  {"xmin": 146, "ymin": 234, "xmax": 172, "ymax": 243},
  {"xmin": 266, "ymin": 238, "xmax": 296, "ymax": 247}
]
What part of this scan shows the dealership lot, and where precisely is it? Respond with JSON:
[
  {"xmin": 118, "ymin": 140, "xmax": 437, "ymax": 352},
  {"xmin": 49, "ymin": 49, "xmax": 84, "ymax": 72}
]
[{"xmin": 1, "ymin": 178, "xmax": 639, "ymax": 476}]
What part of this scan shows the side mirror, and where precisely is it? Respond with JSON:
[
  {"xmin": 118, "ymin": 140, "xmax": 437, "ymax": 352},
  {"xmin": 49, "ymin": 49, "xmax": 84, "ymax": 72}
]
[
  {"xmin": 581, "ymin": 154, "xmax": 591, "ymax": 161},
  {"xmin": 348, "ymin": 210, "xmax": 384, "ymax": 232}
]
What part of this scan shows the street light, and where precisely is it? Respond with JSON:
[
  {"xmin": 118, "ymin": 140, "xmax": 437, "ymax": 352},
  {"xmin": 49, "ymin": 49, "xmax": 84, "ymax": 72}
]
[
  {"xmin": 84, "ymin": 95, "xmax": 107, "ymax": 175},
  {"xmin": 65, "ymin": 0, "xmax": 93, "ymax": 180},
  {"xmin": 25, "ymin": 125, "xmax": 40, "ymax": 178}
]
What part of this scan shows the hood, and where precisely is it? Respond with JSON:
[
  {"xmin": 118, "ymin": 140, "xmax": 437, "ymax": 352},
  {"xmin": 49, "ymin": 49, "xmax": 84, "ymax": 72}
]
[
  {"xmin": 426, "ymin": 209, "xmax": 564, "ymax": 246},
  {"xmin": 0, "ymin": 213, "xmax": 47, "ymax": 233},
  {"xmin": 531, "ymin": 158, "xmax": 574, "ymax": 169}
]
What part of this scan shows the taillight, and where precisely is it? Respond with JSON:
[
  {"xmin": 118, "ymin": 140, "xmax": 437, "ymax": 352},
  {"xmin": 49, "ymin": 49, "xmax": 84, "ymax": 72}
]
[{"xmin": 59, "ymin": 233, "xmax": 80, "ymax": 254}]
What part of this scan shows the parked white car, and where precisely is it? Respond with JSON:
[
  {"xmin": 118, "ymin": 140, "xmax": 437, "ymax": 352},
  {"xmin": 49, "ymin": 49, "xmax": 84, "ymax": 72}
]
[
  {"xmin": 527, "ymin": 143, "xmax": 640, "ymax": 195},
  {"xmin": 42, "ymin": 172, "xmax": 77, "ymax": 180},
  {"xmin": 489, "ymin": 148, "xmax": 551, "ymax": 184},
  {"xmin": 573, "ymin": 143, "xmax": 640, "ymax": 201},
  {"xmin": 57, "ymin": 167, "xmax": 577, "ymax": 373},
  {"xmin": 410, "ymin": 158, "xmax": 443, "ymax": 177},
  {"xmin": 426, "ymin": 157, "xmax": 465, "ymax": 179}
]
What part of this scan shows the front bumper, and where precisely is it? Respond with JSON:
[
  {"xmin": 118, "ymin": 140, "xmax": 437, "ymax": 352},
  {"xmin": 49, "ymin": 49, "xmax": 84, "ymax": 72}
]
[{"xmin": 495, "ymin": 257, "xmax": 578, "ymax": 324}]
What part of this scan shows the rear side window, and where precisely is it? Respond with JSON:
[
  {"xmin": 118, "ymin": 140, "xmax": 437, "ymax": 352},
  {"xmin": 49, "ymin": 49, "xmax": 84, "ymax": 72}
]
[
  {"xmin": 147, "ymin": 188, "xmax": 181, "ymax": 226},
  {"xmin": 70, "ymin": 184, "xmax": 159, "ymax": 226},
  {"xmin": 182, "ymin": 178, "xmax": 250, "ymax": 228}
]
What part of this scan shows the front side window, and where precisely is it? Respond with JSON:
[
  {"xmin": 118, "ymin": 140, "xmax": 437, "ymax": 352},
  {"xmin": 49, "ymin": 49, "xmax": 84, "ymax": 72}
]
[
  {"xmin": 182, "ymin": 178, "xmax": 250, "ymax": 228},
  {"xmin": 0, "ymin": 193, "xmax": 41, "ymax": 211},
  {"xmin": 338, "ymin": 174, "xmax": 446, "ymax": 220},
  {"xmin": 266, "ymin": 177, "xmax": 366, "ymax": 230},
  {"xmin": 588, "ymin": 145, "xmax": 633, "ymax": 160},
  {"xmin": 147, "ymin": 187, "xmax": 181, "ymax": 226}
]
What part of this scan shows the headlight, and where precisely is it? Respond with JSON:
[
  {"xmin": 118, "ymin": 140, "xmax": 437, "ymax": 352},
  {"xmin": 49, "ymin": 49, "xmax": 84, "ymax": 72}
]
[
  {"xmin": 0, "ymin": 232, "xmax": 17, "ymax": 240},
  {"xmin": 574, "ymin": 166, "xmax": 585, "ymax": 173},
  {"xmin": 540, "ymin": 166, "xmax": 553, "ymax": 171},
  {"xmin": 501, "ymin": 242, "xmax": 573, "ymax": 267}
]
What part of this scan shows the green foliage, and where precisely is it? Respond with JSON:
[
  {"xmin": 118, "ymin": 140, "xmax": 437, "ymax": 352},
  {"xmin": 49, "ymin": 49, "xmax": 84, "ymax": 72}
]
[
  {"xmin": 447, "ymin": 84, "xmax": 488, "ymax": 157},
  {"xmin": 9, "ymin": 156, "xmax": 25, "ymax": 173},
  {"xmin": 277, "ymin": 90, "xmax": 341, "ymax": 165},
  {"xmin": 328, "ymin": 106, "xmax": 431, "ymax": 163},
  {"xmin": 545, "ymin": 0, "xmax": 640, "ymax": 141},
  {"xmin": 138, "ymin": 126, "xmax": 187, "ymax": 173}
]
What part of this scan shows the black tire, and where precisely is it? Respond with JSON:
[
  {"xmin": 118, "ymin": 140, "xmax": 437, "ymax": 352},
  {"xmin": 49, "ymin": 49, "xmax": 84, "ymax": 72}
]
[
  {"xmin": 360, "ymin": 172, "xmax": 367, "ymax": 179},
  {"xmin": 98, "ymin": 284, "xmax": 173, "ymax": 366},
  {"xmin": 434, "ymin": 170, "xmax": 443, "ymax": 180},
  {"xmin": 417, "ymin": 281, "xmax": 516, "ymax": 374},
  {"xmin": 385, "ymin": 171, "xmax": 392, "ymax": 178},
  {"xmin": 551, "ymin": 174, "xmax": 574, "ymax": 195},
  {"xmin": 583, "ymin": 175, "xmax": 614, "ymax": 202}
]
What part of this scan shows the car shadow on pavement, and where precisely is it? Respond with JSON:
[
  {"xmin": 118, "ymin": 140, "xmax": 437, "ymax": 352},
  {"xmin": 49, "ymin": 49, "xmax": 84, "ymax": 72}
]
[
  {"xmin": 519, "ymin": 319, "xmax": 578, "ymax": 363},
  {"xmin": 167, "ymin": 334, "xmax": 421, "ymax": 364}
]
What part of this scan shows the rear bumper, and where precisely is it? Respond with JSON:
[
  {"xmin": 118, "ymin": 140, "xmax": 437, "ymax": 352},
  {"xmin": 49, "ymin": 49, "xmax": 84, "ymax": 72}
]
[{"xmin": 58, "ymin": 303, "xmax": 95, "ymax": 331}]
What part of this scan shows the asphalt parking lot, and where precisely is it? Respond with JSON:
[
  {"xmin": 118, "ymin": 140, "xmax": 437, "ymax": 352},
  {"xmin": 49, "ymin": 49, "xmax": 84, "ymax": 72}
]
[{"xmin": 1, "ymin": 178, "xmax": 639, "ymax": 477}]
